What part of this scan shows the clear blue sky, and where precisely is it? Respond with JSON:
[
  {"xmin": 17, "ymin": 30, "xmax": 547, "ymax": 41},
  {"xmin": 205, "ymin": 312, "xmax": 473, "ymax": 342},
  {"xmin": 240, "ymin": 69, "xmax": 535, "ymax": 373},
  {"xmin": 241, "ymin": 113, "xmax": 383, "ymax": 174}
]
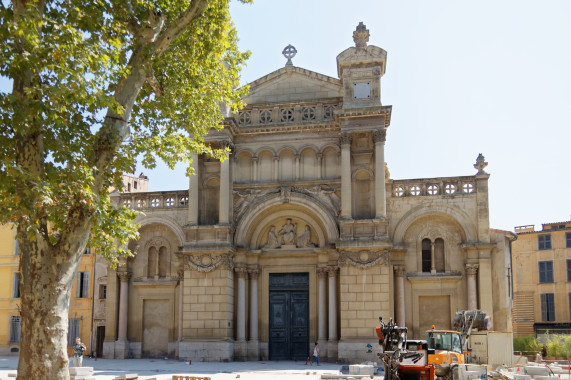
[{"xmin": 5, "ymin": 1, "xmax": 571, "ymax": 232}]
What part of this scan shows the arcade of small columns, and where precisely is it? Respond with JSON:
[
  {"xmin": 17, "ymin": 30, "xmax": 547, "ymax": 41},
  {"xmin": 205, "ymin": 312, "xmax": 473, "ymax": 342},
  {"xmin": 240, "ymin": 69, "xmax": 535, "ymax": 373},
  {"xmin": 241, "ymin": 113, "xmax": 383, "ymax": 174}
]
[{"xmin": 186, "ymin": 129, "xmax": 388, "ymax": 227}]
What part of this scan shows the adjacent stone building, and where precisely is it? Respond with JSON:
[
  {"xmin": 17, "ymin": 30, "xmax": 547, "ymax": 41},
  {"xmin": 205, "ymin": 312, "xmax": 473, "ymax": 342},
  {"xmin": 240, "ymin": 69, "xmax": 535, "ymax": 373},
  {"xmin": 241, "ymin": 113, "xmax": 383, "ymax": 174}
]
[
  {"xmin": 103, "ymin": 23, "xmax": 513, "ymax": 363},
  {"xmin": 512, "ymin": 221, "xmax": 571, "ymax": 338}
]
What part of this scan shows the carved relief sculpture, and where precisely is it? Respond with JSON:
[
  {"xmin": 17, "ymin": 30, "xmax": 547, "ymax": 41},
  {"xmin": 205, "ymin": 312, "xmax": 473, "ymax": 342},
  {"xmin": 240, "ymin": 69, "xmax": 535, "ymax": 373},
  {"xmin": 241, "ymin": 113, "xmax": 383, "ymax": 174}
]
[
  {"xmin": 278, "ymin": 218, "xmax": 297, "ymax": 246},
  {"xmin": 296, "ymin": 184, "xmax": 341, "ymax": 216},
  {"xmin": 297, "ymin": 225, "xmax": 316, "ymax": 248},
  {"xmin": 263, "ymin": 226, "xmax": 281, "ymax": 249}
]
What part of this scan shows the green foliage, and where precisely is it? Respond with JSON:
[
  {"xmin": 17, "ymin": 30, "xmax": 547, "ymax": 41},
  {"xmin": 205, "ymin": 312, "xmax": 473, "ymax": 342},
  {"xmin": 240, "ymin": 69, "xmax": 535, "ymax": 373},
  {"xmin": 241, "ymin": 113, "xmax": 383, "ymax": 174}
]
[
  {"xmin": 0, "ymin": 0, "xmax": 249, "ymax": 264},
  {"xmin": 513, "ymin": 335, "xmax": 540, "ymax": 353}
]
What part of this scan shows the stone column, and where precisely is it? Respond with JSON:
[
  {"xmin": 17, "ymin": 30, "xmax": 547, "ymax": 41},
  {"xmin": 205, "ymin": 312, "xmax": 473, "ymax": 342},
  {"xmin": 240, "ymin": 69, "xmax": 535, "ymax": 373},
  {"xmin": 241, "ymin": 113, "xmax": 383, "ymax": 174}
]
[
  {"xmin": 394, "ymin": 266, "xmax": 406, "ymax": 327},
  {"xmin": 373, "ymin": 129, "xmax": 387, "ymax": 218},
  {"xmin": 249, "ymin": 270, "xmax": 259, "ymax": 342},
  {"xmin": 117, "ymin": 271, "xmax": 131, "ymax": 341},
  {"xmin": 466, "ymin": 264, "xmax": 479, "ymax": 310},
  {"xmin": 317, "ymin": 153, "xmax": 323, "ymax": 180},
  {"xmin": 273, "ymin": 156, "xmax": 279, "ymax": 181},
  {"xmin": 327, "ymin": 266, "xmax": 338, "ymax": 341},
  {"xmin": 317, "ymin": 268, "xmax": 328, "ymax": 342},
  {"xmin": 178, "ymin": 269, "xmax": 184, "ymax": 342},
  {"xmin": 188, "ymin": 152, "xmax": 199, "ymax": 225},
  {"xmin": 235, "ymin": 268, "xmax": 247, "ymax": 342},
  {"xmin": 430, "ymin": 242, "xmax": 436, "ymax": 274},
  {"xmin": 219, "ymin": 142, "xmax": 232, "ymax": 224},
  {"xmin": 252, "ymin": 157, "xmax": 258, "ymax": 182},
  {"xmin": 340, "ymin": 133, "xmax": 352, "ymax": 219},
  {"xmin": 295, "ymin": 154, "xmax": 300, "ymax": 180},
  {"xmin": 247, "ymin": 269, "xmax": 260, "ymax": 360}
]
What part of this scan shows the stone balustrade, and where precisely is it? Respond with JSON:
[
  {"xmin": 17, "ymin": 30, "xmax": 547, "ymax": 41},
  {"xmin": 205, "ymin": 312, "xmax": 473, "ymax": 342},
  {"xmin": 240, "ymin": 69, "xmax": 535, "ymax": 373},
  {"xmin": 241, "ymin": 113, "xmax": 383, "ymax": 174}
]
[
  {"xmin": 236, "ymin": 101, "xmax": 340, "ymax": 126},
  {"xmin": 390, "ymin": 176, "xmax": 477, "ymax": 198},
  {"xmin": 117, "ymin": 190, "xmax": 189, "ymax": 210}
]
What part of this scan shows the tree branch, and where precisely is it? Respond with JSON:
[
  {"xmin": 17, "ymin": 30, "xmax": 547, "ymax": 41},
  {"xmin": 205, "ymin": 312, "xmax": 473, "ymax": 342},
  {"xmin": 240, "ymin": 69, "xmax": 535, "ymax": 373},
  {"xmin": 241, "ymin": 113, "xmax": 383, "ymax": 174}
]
[{"xmin": 153, "ymin": 0, "xmax": 210, "ymax": 55}]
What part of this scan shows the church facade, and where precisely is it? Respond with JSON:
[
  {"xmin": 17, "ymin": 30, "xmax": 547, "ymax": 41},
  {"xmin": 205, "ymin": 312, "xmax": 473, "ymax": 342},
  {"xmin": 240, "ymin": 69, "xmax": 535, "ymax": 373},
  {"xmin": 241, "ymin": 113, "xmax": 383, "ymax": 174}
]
[{"xmin": 103, "ymin": 23, "xmax": 514, "ymax": 363}]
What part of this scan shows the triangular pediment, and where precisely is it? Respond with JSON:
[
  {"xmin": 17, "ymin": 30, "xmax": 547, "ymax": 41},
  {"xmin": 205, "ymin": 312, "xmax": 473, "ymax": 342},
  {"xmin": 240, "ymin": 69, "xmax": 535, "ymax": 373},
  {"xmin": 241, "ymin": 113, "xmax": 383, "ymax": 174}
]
[{"xmin": 244, "ymin": 66, "xmax": 342, "ymax": 105}]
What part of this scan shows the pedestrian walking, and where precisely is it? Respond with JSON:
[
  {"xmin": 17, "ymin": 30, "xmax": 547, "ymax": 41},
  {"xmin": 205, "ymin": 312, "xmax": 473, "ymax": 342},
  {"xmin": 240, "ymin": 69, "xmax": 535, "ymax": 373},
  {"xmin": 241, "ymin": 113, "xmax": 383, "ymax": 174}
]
[
  {"xmin": 72, "ymin": 337, "xmax": 86, "ymax": 367},
  {"xmin": 310, "ymin": 342, "xmax": 320, "ymax": 366}
]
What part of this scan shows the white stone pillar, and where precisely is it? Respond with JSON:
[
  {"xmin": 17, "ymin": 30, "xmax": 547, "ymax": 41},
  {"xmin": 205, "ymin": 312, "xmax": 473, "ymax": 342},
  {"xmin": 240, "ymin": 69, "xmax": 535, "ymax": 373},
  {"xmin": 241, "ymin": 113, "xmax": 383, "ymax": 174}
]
[
  {"xmin": 466, "ymin": 264, "xmax": 479, "ymax": 310},
  {"xmin": 273, "ymin": 156, "xmax": 279, "ymax": 181},
  {"xmin": 219, "ymin": 143, "xmax": 231, "ymax": 224},
  {"xmin": 430, "ymin": 242, "xmax": 436, "ymax": 274},
  {"xmin": 340, "ymin": 133, "xmax": 352, "ymax": 219},
  {"xmin": 394, "ymin": 266, "xmax": 406, "ymax": 327},
  {"xmin": 178, "ymin": 269, "xmax": 184, "ymax": 341},
  {"xmin": 117, "ymin": 271, "xmax": 131, "ymax": 341},
  {"xmin": 295, "ymin": 154, "xmax": 300, "ymax": 180},
  {"xmin": 188, "ymin": 152, "xmax": 199, "ymax": 225},
  {"xmin": 236, "ymin": 268, "xmax": 247, "ymax": 342},
  {"xmin": 317, "ymin": 153, "xmax": 323, "ymax": 180},
  {"xmin": 318, "ymin": 268, "xmax": 328, "ymax": 341},
  {"xmin": 252, "ymin": 157, "xmax": 258, "ymax": 182},
  {"xmin": 249, "ymin": 270, "xmax": 259, "ymax": 341},
  {"xmin": 328, "ymin": 267, "xmax": 338, "ymax": 341},
  {"xmin": 373, "ymin": 129, "xmax": 387, "ymax": 218}
]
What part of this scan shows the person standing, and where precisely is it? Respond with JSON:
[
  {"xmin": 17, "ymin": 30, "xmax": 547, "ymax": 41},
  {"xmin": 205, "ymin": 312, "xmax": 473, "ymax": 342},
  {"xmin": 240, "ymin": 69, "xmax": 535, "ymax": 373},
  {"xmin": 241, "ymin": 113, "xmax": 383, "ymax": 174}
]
[
  {"xmin": 72, "ymin": 337, "xmax": 86, "ymax": 367},
  {"xmin": 311, "ymin": 342, "xmax": 320, "ymax": 366}
]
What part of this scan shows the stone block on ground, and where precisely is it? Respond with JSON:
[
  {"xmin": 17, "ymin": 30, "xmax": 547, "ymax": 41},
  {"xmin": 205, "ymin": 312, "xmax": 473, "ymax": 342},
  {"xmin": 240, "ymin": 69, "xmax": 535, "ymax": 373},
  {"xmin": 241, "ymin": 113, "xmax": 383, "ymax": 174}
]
[
  {"xmin": 69, "ymin": 367, "xmax": 94, "ymax": 375},
  {"xmin": 349, "ymin": 364, "xmax": 374, "ymax": 376},
  {"xmin": 114, "ymin": 375, "xmax": 138, "ymax": 380}
]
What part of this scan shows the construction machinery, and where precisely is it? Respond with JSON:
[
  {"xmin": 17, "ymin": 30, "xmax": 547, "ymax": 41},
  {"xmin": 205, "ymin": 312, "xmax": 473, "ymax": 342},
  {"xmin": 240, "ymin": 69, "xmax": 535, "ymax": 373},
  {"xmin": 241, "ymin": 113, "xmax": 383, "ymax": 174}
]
[
  {"xmin": 426, "ymin": 310, "xmax": 492, "ymax": 379},
  {"xmin": 375, "ymin": 311, "xmax": 491, "ymax": 380}
]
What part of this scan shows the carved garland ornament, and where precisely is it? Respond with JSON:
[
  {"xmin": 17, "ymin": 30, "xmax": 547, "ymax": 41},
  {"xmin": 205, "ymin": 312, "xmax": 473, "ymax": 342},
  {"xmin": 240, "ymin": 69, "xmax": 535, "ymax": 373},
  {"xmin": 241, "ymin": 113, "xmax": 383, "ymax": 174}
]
[
  {"xmin": 184, "ymin": 254, "xmax": 234, "ymax": 273},
  {"xmin": 338, "ymin": 250, "xmax": 390, "ymax": 268}
]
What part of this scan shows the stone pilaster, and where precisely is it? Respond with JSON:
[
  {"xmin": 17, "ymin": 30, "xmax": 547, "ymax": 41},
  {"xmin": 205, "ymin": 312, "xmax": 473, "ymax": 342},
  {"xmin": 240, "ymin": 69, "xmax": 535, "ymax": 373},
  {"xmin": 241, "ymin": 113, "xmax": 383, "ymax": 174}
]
[
  {"xmin": 219, "ymin": 142, "xmax": 232, "ymax": 225},
  {"xmin": 340, "ymin": 133, "xmax": 352, "ymax": 219},
  {"xmin": 234, "ymin": 267, "xmax": 248, "ymax": 361},
  {"xmin": 115, "ymin": 270, "xmax": 131, "ymax": 359},
  {"xmin": 188, "ymin": 152, "xmax": 199, "ymax": 225},
  {"xmin": 373, "ymin": 129, "xmax": 387, "ymax": 218}
]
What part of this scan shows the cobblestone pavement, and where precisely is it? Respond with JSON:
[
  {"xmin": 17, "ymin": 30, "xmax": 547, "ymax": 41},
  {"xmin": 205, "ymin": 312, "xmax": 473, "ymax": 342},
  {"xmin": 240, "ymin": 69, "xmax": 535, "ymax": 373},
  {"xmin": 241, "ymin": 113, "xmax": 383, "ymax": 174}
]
[{"xmin": 0, "ymin": 356, "xmax": 370, "ymax": 379}]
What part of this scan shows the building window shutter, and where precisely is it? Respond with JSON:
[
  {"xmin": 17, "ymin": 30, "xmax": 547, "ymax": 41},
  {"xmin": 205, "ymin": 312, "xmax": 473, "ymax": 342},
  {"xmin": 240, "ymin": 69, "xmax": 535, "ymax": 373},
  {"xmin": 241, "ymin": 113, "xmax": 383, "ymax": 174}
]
[
  {"xmin": 9, "ymin": 316, "xmax": 21, "ymax": 343},
  {"xmin": 67, "ymin": 318, "xmax": 80, "ymax": 346},
  {"xmin": 13, "ymin": 273, "xmax": 20, "ymax": 298}
]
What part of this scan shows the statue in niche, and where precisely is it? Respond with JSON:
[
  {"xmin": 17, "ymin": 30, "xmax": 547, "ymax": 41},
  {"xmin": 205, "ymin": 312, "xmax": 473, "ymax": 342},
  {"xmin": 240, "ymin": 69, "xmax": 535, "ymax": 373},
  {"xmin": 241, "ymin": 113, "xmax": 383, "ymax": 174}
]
[
  {"xmin": 297, "ymin": 225, "xmax": 315, "ymax": 248},
  {"xmin": 278, "ymin": 218, "xmax": 297, "ymax": 246},
  {"xmin": 263, "ymin": 225, "xmax": 281, "ymax": 249}
]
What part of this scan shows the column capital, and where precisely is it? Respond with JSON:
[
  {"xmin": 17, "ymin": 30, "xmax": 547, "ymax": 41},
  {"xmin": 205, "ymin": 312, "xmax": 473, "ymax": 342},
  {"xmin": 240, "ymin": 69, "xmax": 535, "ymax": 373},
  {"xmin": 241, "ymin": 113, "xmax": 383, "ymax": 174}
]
[
  {"xmin": 117, "ymin": 271, "xmax": 132, "ymax": 282},
  {"xmin": 252, "ymin": 156, "xmax": 259, "ymax": 162},
  {"xmin": 273, "ymin": 156, "xmax": 279, "ymax": 161},
  {"xmin": 393, "ymin": 265, "xmax": 406, "ymax": 277},
  {"xmin": 317, "ymin": 267, "xmax": 329, "ymax": 278},
  {"xmin": 340, "ymin": 132, "xmax": 353, "ymax": 146},
  {"xmin": 177, "ymin": 269, "xmax": 185, "ymax": 280},
  {"xmin": 235, "ymin": 266, "xmax": 248, "ymax": 278},
  {"xmin": 465, "ymin": 264, "xmax": 479, "ymax": 275},
  {"xmin": 219, "ymin": 140, "xmax": 235, "ymax": 152},
  {"xmin": 248, "ymin": 269, "xmax": 259, "ymax": 280},
  {"xmin": 373, "ymin": 129, "xmax": 386, "ymax": 143},
  {"xmin": 327, "ymin": 266, "xmax": 339, "ymax": 277}
]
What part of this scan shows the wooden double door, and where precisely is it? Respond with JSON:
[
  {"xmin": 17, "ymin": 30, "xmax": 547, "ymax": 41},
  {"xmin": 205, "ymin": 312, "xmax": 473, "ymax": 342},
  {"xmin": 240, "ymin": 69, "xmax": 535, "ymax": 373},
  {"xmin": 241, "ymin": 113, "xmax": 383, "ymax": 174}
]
[{"xmin": 269, "ymin": 273, "xmax": 309, "ymax": 360}]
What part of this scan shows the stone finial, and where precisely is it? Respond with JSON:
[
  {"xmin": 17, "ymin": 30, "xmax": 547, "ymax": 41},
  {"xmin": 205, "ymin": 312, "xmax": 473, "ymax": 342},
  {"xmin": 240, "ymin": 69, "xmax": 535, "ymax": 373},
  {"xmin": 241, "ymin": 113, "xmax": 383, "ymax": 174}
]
[
  {"xmin": 353, "ymin": 22, "xmax": 370, "ymax": 49},
  {"xmin": 282, "ymin": 44, "xmax": 297, "ymax": 66},
  {"xmin": 474, "ymin": 153, "xmax": 488, "ymax": 174}
]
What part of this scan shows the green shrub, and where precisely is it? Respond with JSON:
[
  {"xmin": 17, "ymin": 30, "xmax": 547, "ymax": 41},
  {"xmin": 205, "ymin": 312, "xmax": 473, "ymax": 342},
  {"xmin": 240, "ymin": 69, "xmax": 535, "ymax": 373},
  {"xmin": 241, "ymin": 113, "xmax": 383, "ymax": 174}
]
[
  {"xmin": 547, "ymin": 335, "xmax": 565, "ymax": 358},
  {"xmin": 514, "ymin": 335, "xmax": 540, "ymax": 353}
]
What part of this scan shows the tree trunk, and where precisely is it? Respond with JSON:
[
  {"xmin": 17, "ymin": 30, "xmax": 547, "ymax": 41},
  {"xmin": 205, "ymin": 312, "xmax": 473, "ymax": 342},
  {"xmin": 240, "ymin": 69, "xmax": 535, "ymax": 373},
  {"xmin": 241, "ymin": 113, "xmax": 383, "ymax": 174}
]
[{"xmin": 17, "ymin": 231, "xmax": 87, "ymax": 380}]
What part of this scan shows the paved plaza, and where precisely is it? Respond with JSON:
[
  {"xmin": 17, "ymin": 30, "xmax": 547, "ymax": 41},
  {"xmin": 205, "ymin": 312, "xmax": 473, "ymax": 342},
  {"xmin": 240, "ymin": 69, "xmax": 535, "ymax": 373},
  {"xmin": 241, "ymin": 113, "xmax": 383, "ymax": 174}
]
[{"xmin": 0, "ymin": 356, "xmax": 373, "ymax": 379}]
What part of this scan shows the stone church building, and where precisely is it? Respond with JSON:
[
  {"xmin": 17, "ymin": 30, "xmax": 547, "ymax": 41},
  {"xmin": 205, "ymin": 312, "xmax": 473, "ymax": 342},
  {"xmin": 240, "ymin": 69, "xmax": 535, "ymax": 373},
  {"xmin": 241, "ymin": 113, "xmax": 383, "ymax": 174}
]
[{"xmin": 103, "ymin": 23, "xmax": 514, "ymax": 363}]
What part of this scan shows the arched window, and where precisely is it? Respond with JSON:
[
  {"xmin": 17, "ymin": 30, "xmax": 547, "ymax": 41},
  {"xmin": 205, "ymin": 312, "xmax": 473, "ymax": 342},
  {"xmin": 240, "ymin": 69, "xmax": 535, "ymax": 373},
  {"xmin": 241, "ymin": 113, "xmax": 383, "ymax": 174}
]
[
  {"xmin": 158, "ymin": 246, "xmax": 168, "ymax": 277},
  {"xmin": 422, "ymin": 239, "xmax": 432, "ymax": 273},
  {"xmin": 148, "ymin": 246, "xmax": 157, "ymax": 277},
  {"xmin": 434, "ymin": 238, "xmax": 445, "ymax": 273}
]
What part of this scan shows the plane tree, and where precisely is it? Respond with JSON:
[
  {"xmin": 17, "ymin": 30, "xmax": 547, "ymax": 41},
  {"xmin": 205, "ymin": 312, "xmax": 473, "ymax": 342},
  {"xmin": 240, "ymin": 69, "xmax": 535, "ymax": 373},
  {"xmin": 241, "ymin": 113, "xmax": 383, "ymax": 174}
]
[{"xmin": 0, "ymin": 0, "xmax": 249, "ymax": 378}]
